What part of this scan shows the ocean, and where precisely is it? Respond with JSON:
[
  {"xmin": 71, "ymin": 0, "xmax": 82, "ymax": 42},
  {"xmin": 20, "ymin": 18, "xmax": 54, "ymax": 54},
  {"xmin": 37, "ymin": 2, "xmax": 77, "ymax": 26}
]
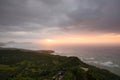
[{"xmin": 52, "ymin": 45, "xmax": 120, "ymax": 76}]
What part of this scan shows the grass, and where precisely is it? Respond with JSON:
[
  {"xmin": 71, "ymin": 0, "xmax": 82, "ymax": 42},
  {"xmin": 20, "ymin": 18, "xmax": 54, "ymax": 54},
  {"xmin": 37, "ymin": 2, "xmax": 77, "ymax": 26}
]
[{"xmin": 0, "ymin": 64, "xmax": 17, "ymax": 71}]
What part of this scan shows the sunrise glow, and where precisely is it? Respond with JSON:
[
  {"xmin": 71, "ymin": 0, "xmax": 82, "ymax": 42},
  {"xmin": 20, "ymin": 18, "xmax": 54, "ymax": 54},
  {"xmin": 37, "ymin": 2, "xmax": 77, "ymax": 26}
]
[
  {"xmin": 45, "ymin": 39, "xmax": 55, "ymax": 43},
  {"xmin": 40, "ymin": 34, "xmax": 120, "ymax": 45}
]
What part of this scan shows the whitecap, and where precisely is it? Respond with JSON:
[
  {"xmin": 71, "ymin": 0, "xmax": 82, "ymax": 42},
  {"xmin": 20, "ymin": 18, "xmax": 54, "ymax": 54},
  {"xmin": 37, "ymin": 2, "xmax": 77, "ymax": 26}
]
[
  {"xmin": 100, "ymin": 61, "xmax": 119, "ymax": 68},
  {"xmin": 82, "ymin": 58, "xmax": 120, "ymax": 68}
]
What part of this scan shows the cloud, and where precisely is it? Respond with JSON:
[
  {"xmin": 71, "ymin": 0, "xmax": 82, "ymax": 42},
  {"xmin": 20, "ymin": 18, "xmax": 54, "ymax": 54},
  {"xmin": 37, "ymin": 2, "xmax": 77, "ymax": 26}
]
[
  {"xmin": 64, "ymin": 0, "xmax": 120, "ymax": 33},
  {"xmin": 0, "ymin": 0, "xmax": 120, "ymax": 34}
]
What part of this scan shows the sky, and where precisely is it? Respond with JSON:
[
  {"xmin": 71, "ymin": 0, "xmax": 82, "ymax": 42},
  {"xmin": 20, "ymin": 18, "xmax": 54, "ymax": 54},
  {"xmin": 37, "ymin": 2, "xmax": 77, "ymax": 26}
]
[{"xmin": 0, "ymin": 0, "xmax": 120, "ymax": 48}]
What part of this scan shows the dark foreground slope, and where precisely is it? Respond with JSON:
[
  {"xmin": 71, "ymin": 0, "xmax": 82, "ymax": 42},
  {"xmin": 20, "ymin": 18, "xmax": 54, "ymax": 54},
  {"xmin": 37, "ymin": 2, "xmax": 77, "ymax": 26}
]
[{"xmin": 0, "ymin": 48, "xmax": 120, "ymax": 80}]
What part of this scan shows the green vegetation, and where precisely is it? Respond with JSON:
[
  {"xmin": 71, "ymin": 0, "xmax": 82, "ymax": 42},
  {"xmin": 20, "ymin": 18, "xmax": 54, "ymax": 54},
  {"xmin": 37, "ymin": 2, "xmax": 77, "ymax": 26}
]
[{"xmin": 0, "ymin": 47, "xmax": 120, "ymax": 80}]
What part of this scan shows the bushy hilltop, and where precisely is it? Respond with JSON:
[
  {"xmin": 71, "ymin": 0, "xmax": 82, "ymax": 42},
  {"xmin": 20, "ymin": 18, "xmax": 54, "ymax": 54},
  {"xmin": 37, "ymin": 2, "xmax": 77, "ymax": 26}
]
[{"xmin": 0, "ymin": 47, "xmax": 120, "ymax": 80}]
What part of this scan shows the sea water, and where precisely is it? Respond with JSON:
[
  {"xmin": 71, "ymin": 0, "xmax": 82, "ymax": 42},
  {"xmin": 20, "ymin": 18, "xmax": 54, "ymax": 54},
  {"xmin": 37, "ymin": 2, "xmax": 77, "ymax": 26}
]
[{"xmin": 53, "ymin": 45, "xmax": 120, "ymax": 76}]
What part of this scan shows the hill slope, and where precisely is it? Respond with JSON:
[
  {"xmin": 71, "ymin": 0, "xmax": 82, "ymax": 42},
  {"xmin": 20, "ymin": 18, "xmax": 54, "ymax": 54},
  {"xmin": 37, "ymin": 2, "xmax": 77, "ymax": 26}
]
[{"xmin": 0, "ymin": 48, "xmax": 120, "ymax": 80}]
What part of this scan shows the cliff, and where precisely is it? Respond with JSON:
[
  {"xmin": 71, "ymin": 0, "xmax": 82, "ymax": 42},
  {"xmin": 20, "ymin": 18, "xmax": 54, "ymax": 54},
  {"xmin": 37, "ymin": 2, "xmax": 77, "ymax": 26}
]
[{"xmin": 0, "ymin": 48, "xmax": 120, "ymax": 80}]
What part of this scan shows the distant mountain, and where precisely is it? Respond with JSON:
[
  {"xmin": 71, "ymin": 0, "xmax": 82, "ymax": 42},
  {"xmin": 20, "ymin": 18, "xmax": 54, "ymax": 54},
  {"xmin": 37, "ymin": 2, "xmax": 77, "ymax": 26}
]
[
  {"xmin": 0, "ymin": 41, "xmax": 40, "ymax": 50},
  {"xmin": 0, "ymin": 48, "xmax": 120, "ymax": 80},
  {"xmin": 0, "ymin": 42, "xmax": 5, "ymax": 46}
]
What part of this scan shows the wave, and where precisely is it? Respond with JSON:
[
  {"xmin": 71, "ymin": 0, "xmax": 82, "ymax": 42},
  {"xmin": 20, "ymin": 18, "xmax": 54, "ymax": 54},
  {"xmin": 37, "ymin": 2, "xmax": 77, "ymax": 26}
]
[
  {"xmin": 100, "ymin": 61, "xmax": 119, "ymax": 68},
  {"xmin": 81, "ymin": 57, "xmax": 119, "ymax": 68}
]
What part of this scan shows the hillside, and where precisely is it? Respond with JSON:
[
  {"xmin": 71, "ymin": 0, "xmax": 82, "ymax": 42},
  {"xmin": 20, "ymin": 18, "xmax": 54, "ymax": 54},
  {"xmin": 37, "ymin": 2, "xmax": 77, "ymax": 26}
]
[{"xmin": 0, "ymin": 47, "xmax": 120, "ymax": 80}]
